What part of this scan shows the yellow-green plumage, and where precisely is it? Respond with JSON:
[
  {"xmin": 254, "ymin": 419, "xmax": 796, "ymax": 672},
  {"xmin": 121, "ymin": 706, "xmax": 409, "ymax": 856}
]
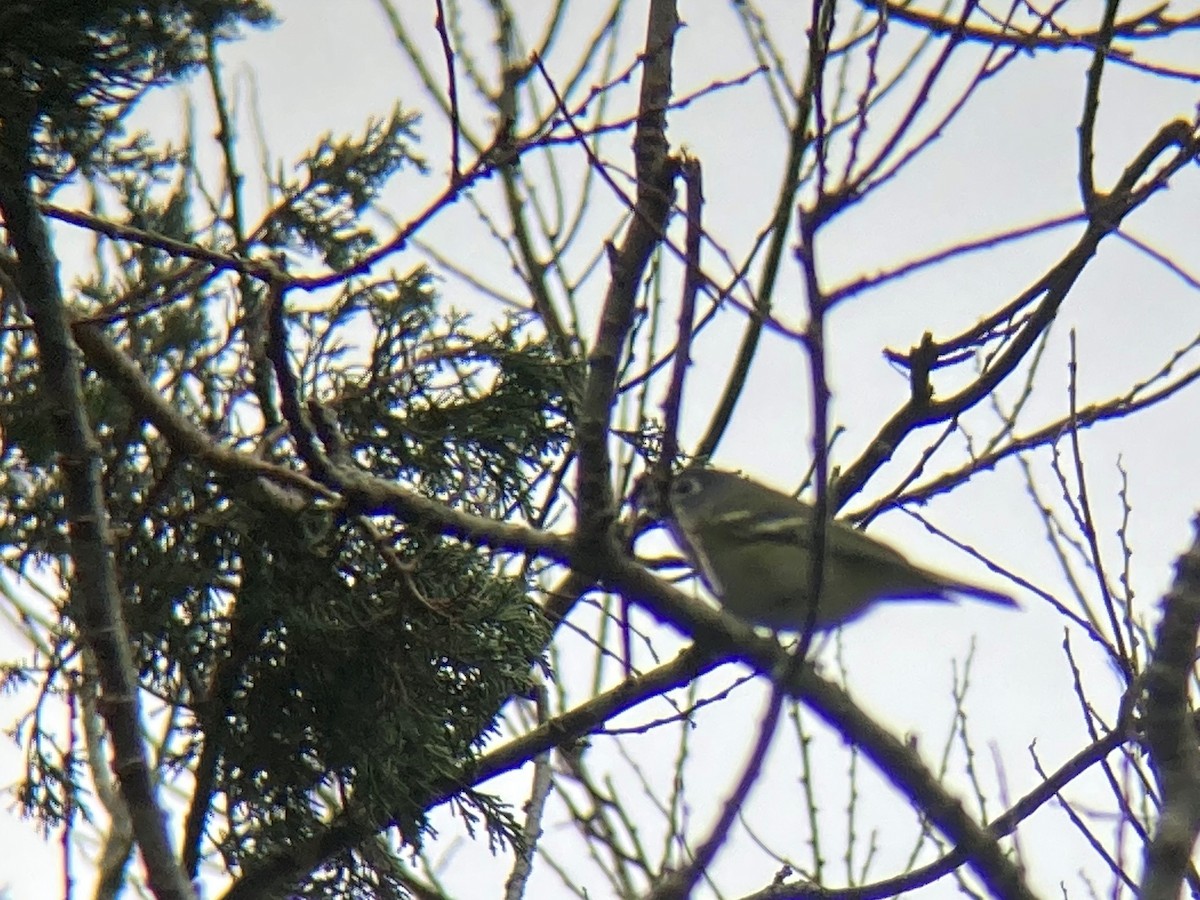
[{"xmin": 666, "ymin": 467, "xmax": 1016, "ymax": 630}]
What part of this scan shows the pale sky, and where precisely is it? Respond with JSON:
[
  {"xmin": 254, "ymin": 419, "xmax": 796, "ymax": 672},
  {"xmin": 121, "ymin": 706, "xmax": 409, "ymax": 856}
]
[{"xmin": 3, "ymin": 2, "xmax": 1200, "ymax": 898}]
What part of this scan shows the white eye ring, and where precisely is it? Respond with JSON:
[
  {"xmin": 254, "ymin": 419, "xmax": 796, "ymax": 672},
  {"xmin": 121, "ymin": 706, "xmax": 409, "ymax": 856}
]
[{"xmin": 671, "ymin": 475, "xmax": 702, "ymax": 498}]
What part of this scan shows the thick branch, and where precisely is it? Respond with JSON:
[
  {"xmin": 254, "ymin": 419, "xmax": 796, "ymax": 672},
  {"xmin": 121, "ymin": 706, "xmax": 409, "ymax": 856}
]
[
  {"xmin": 74, "ymin": 310, "xmax": 1030, "ymax": 897},
  {"xmin": 0, "ymin": 158, "xmax": 194, "ymax": 898},
  {"xmin": 575, "ymin": 0, "xmax": 679, "ymax": 538},
  {"xmin": 1140, "ymin": 518, "xmax": 1200, "ymax": 900},
  {"xmin": 604, "ymin": 556, "xmax": 1035, "ymax": 900}
]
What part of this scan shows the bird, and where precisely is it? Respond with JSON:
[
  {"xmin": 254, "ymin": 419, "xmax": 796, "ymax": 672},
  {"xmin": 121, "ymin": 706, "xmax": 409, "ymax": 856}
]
[{"xmin": 663, "ymin": 466, "xmax": 1018, "ymax": 630}]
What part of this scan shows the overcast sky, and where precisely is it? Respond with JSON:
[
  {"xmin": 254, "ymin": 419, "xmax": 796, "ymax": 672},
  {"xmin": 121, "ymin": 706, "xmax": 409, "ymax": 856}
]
[{"xmin": 3, "ymin": 2, "xmax": 1200, "ymax": 898}]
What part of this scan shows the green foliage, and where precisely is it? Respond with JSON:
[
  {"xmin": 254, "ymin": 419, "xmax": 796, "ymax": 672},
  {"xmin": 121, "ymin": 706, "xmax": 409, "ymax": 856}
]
[
  {"xmin": 301, "ymin": 268, "xmax": 574, "ymax": 515},
  {"xmin": 0, "ymin": 0, "xmax": 273, "ymax": 181},
  {"xmin": 265, "ymin": 108, "xmax": 427, "ymax": 269},
  {"xmin": 0, "ymin": 34, "xmax": 572, "ymax": 888},
  {"xmin": 116, "ymin": 476, "xmax": 550, "ymax": 864},
  {"xmin": 1, "ymin": 262, "xmax": 564, "ymax": 881}
]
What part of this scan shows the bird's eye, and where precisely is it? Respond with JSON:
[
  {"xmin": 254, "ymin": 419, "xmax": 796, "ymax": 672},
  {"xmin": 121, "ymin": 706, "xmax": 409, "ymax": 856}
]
[{"xmin": 671, "ymin": 475, "xmax": 702, "ymax": 499}]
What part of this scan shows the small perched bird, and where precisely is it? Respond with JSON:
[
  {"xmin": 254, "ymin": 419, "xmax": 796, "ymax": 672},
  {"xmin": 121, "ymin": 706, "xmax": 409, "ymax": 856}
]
[{"xmin": 663, "ymin": 466, "xmax": 1017, "ymax": 631}]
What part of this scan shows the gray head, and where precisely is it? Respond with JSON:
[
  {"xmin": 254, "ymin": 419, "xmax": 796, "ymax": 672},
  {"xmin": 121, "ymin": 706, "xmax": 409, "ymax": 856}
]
[{"xmin": 669, "ymin": 466, "xmax": 804, "ymax": 526}]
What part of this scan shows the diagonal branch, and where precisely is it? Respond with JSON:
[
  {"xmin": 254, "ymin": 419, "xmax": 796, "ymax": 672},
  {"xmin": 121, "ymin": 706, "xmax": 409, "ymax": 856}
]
[
  {"xmin": 73, "ymin": 299, "xmax": 1032, "ymax": 899},
  {"xmin": 836, "ymin": 117, "xmax": 1200, "ymax": 507},
  {"xmin": 0, "ymin": 147, "xmax": 195, "ymax": 899},
  {"xmin": 575, "ymin": 0, "xmax": 680, "ymax": 540}
]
